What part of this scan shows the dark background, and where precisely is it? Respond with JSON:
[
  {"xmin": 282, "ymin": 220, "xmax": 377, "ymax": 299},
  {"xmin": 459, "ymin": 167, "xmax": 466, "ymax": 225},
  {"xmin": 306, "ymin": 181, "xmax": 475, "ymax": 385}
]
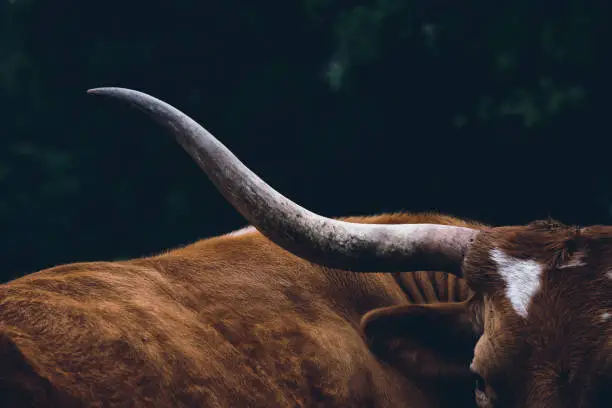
[{"xmin": 1, "ymin": 0, "xmax": 610, "ymax": 281}]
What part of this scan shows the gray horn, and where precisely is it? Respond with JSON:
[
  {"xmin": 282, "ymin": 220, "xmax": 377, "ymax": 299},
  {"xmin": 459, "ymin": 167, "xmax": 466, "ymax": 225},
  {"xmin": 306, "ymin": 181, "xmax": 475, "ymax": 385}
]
[{"xmin": 88, "ymin": 87, "xmax": 479, "ymax": 275}]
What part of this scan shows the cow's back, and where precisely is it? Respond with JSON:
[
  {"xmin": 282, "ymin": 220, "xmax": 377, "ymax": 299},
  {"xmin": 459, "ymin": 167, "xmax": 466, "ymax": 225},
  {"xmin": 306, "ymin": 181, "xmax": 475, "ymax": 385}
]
[
  {"xmin": 0, "ymin": 213, "xmax": 477, "ymax": 407},
  {"xmin": 0, "ymin": 259, "xmax": 425, "ymax": 407}
]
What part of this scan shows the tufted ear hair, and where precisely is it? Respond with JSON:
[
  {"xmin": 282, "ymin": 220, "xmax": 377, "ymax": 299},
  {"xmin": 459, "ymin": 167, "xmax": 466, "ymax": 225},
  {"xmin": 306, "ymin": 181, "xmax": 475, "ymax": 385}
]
[{"xmin": 360, "ymin": 301, "xmax": 478, "ymax": 381}]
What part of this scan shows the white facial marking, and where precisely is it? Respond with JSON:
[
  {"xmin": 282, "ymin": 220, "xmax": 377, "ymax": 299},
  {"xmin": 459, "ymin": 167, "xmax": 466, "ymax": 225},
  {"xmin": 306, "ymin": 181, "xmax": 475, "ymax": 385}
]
[
  {"xmin": 601, "ymin": 312, "xmax": 611, "ymax": 322},
  {"xmin": 490, "ymin": 248, "xmax": 543, "ymax": 318},
  {"xmin": 225, "ymin": 225, "xmax": 257, "ymax": 237},
  {"xmin": 607, "ymin": 271, "xmax": 612, "ymax": 280}
]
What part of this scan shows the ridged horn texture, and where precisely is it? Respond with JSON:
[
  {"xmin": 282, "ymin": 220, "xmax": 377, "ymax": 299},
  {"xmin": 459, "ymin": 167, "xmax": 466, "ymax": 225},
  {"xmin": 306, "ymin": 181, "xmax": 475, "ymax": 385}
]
[{"xmin": 87, "ymin": 87, "xmax": 479, "ymax": 275}]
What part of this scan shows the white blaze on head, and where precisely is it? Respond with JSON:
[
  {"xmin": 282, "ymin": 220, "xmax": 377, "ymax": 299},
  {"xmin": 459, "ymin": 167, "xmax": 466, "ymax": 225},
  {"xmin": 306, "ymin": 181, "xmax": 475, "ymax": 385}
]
[
  {"xmin": 600, "ymin": 312, "xmax": 611, "ymax": 322},
  {"xmin": 606, "ymin": 271, "xmax": 612, "ymax": 280},
  {"xmin": 489, "ymin": 248, "xmax": 543, "ymax": 318}
]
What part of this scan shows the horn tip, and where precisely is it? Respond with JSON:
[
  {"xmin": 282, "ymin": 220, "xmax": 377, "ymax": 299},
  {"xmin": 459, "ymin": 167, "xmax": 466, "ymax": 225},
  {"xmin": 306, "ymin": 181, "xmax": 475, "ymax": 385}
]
[
  {"xmin": 87, "ymin": 87, "xmax": 148, "ymax": 105},
  {"xmin": 87, "ymin": 87, "xmax": 124, "ymax": 96}
]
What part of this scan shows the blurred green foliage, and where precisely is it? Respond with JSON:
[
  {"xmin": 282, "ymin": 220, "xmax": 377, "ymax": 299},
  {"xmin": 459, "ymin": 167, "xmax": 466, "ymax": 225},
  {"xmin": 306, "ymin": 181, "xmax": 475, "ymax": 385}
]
[{"xmin": 0, "ymin": 0, "xmax": 609, "ymax": 279}]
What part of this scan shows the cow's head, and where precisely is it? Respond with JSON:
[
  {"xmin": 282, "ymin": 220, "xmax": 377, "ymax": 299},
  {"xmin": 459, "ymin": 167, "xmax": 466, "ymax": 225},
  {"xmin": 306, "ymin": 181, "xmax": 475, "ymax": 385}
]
[
  {"xmin": 88, "ymin": 87, "xmax": 611, "ymax": 407},
  {"xmin": 362, "ymin": 220, "xmax": 610, "ymax": 407},
  {"xmin": 459, "ymin": 221, "xmax": 611, "ymax": 407}
]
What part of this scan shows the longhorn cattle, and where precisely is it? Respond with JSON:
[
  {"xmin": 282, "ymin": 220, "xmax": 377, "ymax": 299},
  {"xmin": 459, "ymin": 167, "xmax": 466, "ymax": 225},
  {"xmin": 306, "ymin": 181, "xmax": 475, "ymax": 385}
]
[
  {"xmin": 84, "ymin": 87, "xmax": 609, "ymax": 407},
  {"xmin": 0, "ymin": 98, "xmax": 488, "ymax": 406}
]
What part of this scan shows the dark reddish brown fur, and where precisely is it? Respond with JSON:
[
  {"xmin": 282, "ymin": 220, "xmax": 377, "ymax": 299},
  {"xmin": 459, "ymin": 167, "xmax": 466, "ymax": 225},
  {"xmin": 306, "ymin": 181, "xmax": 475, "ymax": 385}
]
[
  {"xmin": 369, "ymin": 219, "xmax": 612, "ymax": 408},
  {"xmin": 0, "ymin": 212, "xmax": 485, "ymax": 408},
  {"xmin": 464, "ymin": 220, "xmax": 612, "ymax": 407}
]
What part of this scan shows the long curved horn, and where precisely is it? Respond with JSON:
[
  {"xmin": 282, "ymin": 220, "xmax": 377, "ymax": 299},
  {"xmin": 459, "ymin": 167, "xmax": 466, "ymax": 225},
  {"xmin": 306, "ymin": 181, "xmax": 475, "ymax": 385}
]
[{"xmin": 87, "ymin": 87, "xmax": 479, "ymax": 275}]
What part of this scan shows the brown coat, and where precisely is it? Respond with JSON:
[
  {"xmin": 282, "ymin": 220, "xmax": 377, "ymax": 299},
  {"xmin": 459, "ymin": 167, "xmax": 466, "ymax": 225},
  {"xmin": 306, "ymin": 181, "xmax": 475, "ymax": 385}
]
[{"xmin": 0, "ymin": 213, "xmax": 484, "ymax": 408}]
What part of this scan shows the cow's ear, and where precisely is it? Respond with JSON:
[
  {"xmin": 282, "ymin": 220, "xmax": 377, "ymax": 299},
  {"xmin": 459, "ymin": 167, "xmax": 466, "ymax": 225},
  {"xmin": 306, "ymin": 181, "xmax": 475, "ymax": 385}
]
[{"xmin": 360, "ymin": 301, "xmax": 478, "ymax": 380}]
